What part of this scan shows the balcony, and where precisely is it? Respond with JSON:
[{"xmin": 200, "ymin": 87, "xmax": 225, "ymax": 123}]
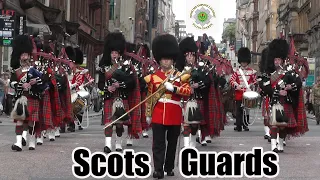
[{"xmin": 89, "ymin": 0, "xmax": 102, "ymax": 10}]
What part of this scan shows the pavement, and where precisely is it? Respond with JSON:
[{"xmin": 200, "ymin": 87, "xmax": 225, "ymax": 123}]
[{"xmin": 0, "ymin": 109, "xmax": 319, "ymax": 180}]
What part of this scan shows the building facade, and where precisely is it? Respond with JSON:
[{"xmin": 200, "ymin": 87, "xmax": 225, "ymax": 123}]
[
  {"xmin": 3, "ymin": 0, "xmax": 109, "ymax": 77},
  {"xmin": 135, "ymin": 0, "xmax": 148, "ymax": 44}
]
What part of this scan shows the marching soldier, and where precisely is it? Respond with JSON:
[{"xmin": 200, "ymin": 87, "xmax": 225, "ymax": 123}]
[
  {"xmin": 176, "ymin": 36, "xmax": 211, "ymax": 147},
  {"xmin": 144, "ymin": 34, "xmax": 191, "ymax": 179},
  {"xmin": 69, "ymin": 47, "xmax": 95, "ymax": 131},
  {"xmin": 99, "ymin": 32, "xmax": 141, "ymax": 153},
  {"xmin": 259, "ymin": 39, "xmax": 308, "ymax": 152},
  {"xmin": 10, "ymin": 35, "xmax": 45, "ymax": 151},
  {"xmin": 230, "ymin": 47, "xmax": 257, "ymax": 131}
]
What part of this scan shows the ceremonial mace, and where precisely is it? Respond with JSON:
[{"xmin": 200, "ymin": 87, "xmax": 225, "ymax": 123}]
[{"xmin": 103, "ymin": 66, "xmax": 192, "ymax": 130}]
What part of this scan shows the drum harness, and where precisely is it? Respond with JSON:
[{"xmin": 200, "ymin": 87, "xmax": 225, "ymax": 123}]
[{"xmin": 238, "ymin": 68, "xmax": 260, "ymax": 127}]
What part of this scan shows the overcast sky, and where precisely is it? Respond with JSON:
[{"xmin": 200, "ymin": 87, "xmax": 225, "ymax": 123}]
[{"xmin": 172, "ymin": 0, "xmax": 236, "ymax": 42}]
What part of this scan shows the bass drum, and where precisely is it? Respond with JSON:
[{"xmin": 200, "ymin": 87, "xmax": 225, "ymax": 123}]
[{"xmin": 71, "ymin": 92, "xmax": 78, "ymax": 103}]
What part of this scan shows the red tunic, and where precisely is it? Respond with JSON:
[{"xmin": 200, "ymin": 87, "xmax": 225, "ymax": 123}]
[
  {"xmin": 229, "ymin": 67, "xmax": 257, "ymax": 100},
  {"xmin": 144, "ymin": 69, "xmax": 191, "ymax": 126},
  {"xmin": 71, "ymin": 67, "xmax": 94, "ymax": 90}
]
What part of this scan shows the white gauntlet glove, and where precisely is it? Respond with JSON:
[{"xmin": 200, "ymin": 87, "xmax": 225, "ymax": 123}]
[
  {"xmin": 146, "ymin": 117, "xmax": 152, "ymax": 125},
  {"xmin": 164, "ymin": 82, "xmax": 174, "ymax": 92},
  {"xmin": 70, "ymin": 83, "xmax": 77, "ymax": 89}
]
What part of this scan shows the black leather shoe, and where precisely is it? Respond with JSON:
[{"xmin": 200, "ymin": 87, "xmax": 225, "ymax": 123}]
[
  {"xmin": 243, "ymin": 127, "xmax": 249, "ymax": 131},
  {"xmin": 264, "ymin": 135, "xmax": 270, "ymax": 139},
  {"xmin": 11, "ymin": 144, "xmax": 22, "ymax": 151},
  {"xmin": 79, "ymin": 126, "xmax": 83, "ymax": 130},
  {"xmin": 153, "ymin": 171, "xmax": 164, "ymax": 179},
  {"xmin": 104, "ymin": 146, "xmax": 111, "ymax": 153},
  {"xmin": 234, "ymin": 127, "xmax": 242, "ymax": 131},
  {"xmin": 272, "ymin": 148, "xmax": 279, "ymax": 153},
  {"xmin": 166, "ymin": 171, "xmax": 174, "ymax": 176}
]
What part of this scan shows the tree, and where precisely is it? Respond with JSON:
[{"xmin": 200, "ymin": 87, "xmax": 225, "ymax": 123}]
[{"xmin": 222, "ymin": 23, "xmax": 236, "ymax": 45}]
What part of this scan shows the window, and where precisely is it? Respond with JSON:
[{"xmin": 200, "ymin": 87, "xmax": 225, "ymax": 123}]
[
  {"xmin": 109, "ymin": 0, "xmax": 115, "ymax": 20},
  {"xmin": 234, "ymin": 63, "xmax": 236, "ymax": 67},
  {"xmin": 266, "ymin": 19, "xmax": 270, "ymax": 41}
]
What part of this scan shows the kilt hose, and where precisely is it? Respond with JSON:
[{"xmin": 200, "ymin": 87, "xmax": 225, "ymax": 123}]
[
  {"xmin": 140, "ymin": 91, "xmax": 150, "ymax": 131},
  {"xmin": 104, "ymin": 98, "xmax": 130, "ymax": 137}
]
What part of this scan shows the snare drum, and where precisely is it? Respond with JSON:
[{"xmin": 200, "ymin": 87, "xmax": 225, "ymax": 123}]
[
  {"xmin": 73, "ymin": 97, "xmax": 86, "ymax": 115},
  {"xmin": 242, "ymin": 91, "xmax": 260, "ymax": 109}
]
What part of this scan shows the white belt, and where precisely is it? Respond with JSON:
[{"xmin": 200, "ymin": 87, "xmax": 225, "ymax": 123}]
[{"xmin": 158, "ymin": 98, "xmax": 182, "ymax": 107}]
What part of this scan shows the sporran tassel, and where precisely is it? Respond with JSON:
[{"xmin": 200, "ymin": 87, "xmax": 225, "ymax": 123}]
[
  {"xmin": 11, "ymin": 96, "xmax": 29, "ymax": 120},
  {"xmin": 271, "ymin": 102, "xmax": 288, "ymax": 127},
  {"xmin": 111, "ymin": 98, "xmax": 129, "ymax": 122},
  {"xmin": 184, "ymin": 100, "xmax": 201, "ymax": 124}
]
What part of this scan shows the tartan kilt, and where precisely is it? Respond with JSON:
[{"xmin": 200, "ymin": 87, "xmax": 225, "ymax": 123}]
[
  {"xmin": 39, "ymin": 90, "xmax": 53, "ymax": 130},
  {"xmin": 261, "ymin": 98, "xmax": 270, "ymax": 126},
  {"xmin": 140, "ymin": 91, "xmax": 150, "ymax": 130},
  {"xmin": 104, "ymin": 98, "xmax": 131, "ymax": 126},
  {"xmin": 14, "ymin": 96, "xmax": 40, "ymax": 123}
]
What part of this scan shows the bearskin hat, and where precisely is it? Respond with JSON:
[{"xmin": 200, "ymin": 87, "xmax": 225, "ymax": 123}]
[
  {"xmin": 265, "ymin": 39, "xmax": 289, "ymax": 73},
  {"xmin": 152, "ymin": 34, "xmax": 180, "ymax": 63},
  {"xmin": 259, "ymin": 47, "xmax": 269, "ymax": 73},
  {"xmin": 104, "ymin": 32, "xmax": 126, "ymax": 54},
  {"xmin": 100, "ymin": 32, "xmax": 126, "ymax": 66},
  {"xmin": 65, "ymin": 46, "xmax": 76, "ymax": 61},
  {"xmin": 125, "ymin": 42, "xmax": 136, "ymax": 53},
  {"xmin": 237, "ymin": 47, "xmax": 251, "ymax": 64},
  {"xmin": 74, "ymin": 48, "xmax": 84, "ymax": 65},
  {"xmin": 10, "ymin": 35, "xmax": 33, "ymax": 69},
  {"xmin": 142, "ymin": 44, "xmax": 151, "ymax": 58},
  {"xmin": 179, "ymin": 37, "xmax": 198, "ymax": 54}
]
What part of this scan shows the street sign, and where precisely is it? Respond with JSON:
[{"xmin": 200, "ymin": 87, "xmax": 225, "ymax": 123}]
[
  {"xmin": 306, "ymin": 75, "xmax": 315, "ymax": 86},
  {"xmin": 0, "ymin": 9, "xmax": 16, "ymax": 46}
]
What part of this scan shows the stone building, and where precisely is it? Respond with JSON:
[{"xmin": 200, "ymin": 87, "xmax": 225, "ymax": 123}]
[
  {"xmin": 2, "ymin": 0, "xmax": 109, "ymax": 77},
  {"xmin": 277, "ymin": 0, "xmax": 309, "ymax": 57},
  {"xmin": 135, "ymin": 0, "xmax": 148, "ymax": 44},
  {"xmin": 235, "ymin": 0, "xmax": 259, "ymax": 69}
]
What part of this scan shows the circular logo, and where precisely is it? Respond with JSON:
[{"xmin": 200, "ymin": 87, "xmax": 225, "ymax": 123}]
[{"xmin": 190, "ymin": 4, "xmax": 216, "ymax": 30}]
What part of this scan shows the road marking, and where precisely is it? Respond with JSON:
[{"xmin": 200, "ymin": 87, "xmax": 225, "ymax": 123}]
[
  {"xmin": 306, "ymin": 144, "xmax": 310, "ymax": 146},
  {"xmin": 239, "ymin": 144, "xmax": 244, "ymax": 146},
  {"xmin": 75, "ymin": 143, "xmax": 79, "ymax": 145},
  {"xmin": 60, "ymin": 151, "xmax": 65, "ymax": 153}
]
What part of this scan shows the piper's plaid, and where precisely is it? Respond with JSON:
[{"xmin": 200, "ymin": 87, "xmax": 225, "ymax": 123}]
[
  {"xmin": 127, "ymin": 66, "xmax": 142, "ymax": 138},
  {"xmin": 289, "ymin": 89, "xmax": 309, "ymax": 137},
  {"xmin": 50, "ymin": 76, "xmax": 63, "ymax": 127},
  {"xmin": 205, "ymin": 76, "xmax": 224, "ymax": 138},
  {"xmin": 60, "ymin": 76, "xmax": 73, "ymax": 123},
  {"xmin": 140, "ymin": 91, "xmax": 150, "ymax": 130},
  {"xmin": 39, "ymin": 90, "xmax": 53, "ymax": 130}
]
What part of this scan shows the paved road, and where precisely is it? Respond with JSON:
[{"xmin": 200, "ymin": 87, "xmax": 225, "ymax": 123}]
[{"xmin": 0, "ymin": 110, "xmax": 319, "ymax": 180}]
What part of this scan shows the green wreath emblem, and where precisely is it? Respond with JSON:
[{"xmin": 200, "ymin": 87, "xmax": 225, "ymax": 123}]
[{"xmin": 197, "ymin": 12, "xmax": 208, "ymax": 22}]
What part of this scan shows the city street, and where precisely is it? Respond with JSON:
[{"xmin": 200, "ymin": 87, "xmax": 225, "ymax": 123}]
[{"xmin": 0, "ymin": 110, "xmax": 319, "ymax": 180}]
